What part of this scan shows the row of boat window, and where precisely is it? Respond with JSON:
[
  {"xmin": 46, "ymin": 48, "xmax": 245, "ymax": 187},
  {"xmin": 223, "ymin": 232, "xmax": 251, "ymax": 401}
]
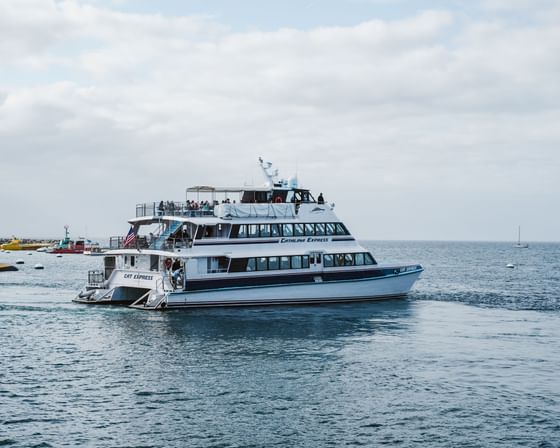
[
  {"xmin": 229, "ymin": 252, "xmax": 376, "ymax": 273},
  {"xmin": 230, "ymin": 222, "xmax": 349, "ymax": 238},
  {"xmin": 324, "ymin": 252, "xmax": 376, "ymax": 267}
]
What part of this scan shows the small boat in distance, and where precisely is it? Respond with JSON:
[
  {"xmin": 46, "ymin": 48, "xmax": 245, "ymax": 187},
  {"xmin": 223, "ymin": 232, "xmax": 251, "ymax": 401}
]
[
  {"xmin": 0, "ymin": 238, "xmax": 51, "ymax": 251},
  {"xmin": 513, "ymin": 226, "xmax": 529, "ymax": 249},
  {"xmin": 47, "ymin": 226, "xmax": 86, "ymax": 254},
  {"xmin": 83, "ymin": 241, "xmax": 106, "ymax": 256}
]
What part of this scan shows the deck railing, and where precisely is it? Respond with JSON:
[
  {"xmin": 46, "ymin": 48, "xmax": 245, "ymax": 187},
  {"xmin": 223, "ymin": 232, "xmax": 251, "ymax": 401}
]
[
  {"xmin": 135, "ymin": 202, "xmax": 299, "ymax": 218},
  {"xmin": 109, "ymin": 236, "xmax": 150, "ymax": 250},
  {"xmin": 88, "ymin": 270, "xmax": 105, "ymax": 286},
  {"xmin": 136, "ymin": 202, "xmax": 215, "ymax": 218},
  {"xmin": 109, "ymin": 235, "xmax": 192, "ymax": 251}
]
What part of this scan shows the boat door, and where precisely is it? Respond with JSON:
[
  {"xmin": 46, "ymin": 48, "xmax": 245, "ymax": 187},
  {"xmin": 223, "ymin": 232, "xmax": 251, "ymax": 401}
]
[
  {"xmin": 309, "ymin": 252, "xmax": 323, "ymax": 277},
  {"xmin": 309, "ymin": 252, "xmax": 323, "ymax": 283}
]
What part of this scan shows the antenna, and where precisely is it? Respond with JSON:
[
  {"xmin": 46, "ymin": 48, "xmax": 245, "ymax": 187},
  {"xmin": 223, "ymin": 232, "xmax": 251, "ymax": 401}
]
[{"xmin": 258, "ymin": 157, "xmax": 278, "ymax": 187}]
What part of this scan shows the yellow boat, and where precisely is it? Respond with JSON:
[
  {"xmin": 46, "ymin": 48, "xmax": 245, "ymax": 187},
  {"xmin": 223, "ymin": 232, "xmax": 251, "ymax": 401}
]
[{"xmin": 0, "ymin": 238, "xmax": 51, "ymax": 251}]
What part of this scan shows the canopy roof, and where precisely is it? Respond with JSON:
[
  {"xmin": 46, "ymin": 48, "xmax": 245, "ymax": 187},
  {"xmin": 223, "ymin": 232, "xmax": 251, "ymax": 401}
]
[
  {"xmin": 186, "ymin": 185, "xmax": 310, "ymax": 193},
  {"xmin": 187, "ymin": 185, "xmax": 269, "ymax": 193}
]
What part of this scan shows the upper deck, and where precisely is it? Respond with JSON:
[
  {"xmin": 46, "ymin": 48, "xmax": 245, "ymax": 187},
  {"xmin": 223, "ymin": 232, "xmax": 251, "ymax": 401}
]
[
  {"xmin": 112, "ymin": 159, "xmax": 338, "ymax": 251},
  {"xmin": 135, "ymin": 159, "xmax": 323, "ymax": 220}
]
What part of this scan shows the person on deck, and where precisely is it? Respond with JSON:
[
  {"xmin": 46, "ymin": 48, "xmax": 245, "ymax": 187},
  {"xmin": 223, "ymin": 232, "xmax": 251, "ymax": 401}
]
[{"xmin": 317, "ymin": 193, "xmax": 325, "ymax": 204}]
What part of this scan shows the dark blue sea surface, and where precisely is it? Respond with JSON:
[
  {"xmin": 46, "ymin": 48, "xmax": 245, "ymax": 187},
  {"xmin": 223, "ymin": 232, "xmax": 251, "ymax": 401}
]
[{"xmin": 1, "ymin": 241, "xmax": 559, "ymax": 447}]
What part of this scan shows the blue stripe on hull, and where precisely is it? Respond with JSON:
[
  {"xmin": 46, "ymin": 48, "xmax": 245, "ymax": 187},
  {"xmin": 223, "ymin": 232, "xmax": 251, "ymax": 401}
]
[{"xmin": 184, "ymin": 268, "xmax": 420, "ymax": 292}]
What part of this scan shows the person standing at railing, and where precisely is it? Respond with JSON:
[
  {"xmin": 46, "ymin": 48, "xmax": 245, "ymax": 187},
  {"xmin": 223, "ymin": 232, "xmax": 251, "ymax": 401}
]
[{"xmin": 158, "ymin": 200, "xmax": 164, "ymax": 216}]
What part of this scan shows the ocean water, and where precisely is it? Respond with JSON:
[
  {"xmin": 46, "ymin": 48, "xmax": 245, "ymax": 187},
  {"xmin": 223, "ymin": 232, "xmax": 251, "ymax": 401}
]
[{"xmin": 1, "ymin": 241, "xmax": 559, "ymax": 447}]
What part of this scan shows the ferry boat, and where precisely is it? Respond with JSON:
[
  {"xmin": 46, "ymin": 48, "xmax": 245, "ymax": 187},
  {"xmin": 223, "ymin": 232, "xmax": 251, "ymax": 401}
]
[
  {"xmin": 47, "ymin": 226, "xmax": 86, "ymax": 254},
  {"xmin": 74, "ymin": 159, "xmax": 423, "ymax": 309}
]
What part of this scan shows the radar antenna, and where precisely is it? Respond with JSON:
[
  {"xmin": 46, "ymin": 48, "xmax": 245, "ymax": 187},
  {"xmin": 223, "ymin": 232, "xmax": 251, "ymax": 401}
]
[{"xmin": 258, "ymin": 157, "xmax": 280, "ymax": 187}]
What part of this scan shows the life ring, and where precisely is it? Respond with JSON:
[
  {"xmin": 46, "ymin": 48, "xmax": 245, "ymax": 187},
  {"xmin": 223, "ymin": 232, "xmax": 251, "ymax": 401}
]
[
  {"xmin": 164, "ymin": 258, "xmax": 172, "ymax": 270},
  {"xmin": 274, "ymin": 196, "xmax": 282, "ymax": 203}
]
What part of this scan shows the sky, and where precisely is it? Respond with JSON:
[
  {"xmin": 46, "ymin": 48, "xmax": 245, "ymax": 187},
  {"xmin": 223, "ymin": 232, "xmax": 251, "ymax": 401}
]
[{"xmin": 1, "ymin": 0, "xmax": 559, "ymax": 242}]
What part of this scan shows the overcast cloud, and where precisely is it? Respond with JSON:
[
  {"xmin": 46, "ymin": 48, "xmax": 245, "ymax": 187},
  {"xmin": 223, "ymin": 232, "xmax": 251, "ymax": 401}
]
[{"xmin": 1, "ymin": 0, "xmax": 559, "ymax": 242}]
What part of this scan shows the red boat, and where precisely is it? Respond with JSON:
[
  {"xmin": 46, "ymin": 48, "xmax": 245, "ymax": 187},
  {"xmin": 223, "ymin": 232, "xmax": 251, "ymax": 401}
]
[{"xmin": 47, "ymin": 226, "xmax": 85, "ymax": 254}]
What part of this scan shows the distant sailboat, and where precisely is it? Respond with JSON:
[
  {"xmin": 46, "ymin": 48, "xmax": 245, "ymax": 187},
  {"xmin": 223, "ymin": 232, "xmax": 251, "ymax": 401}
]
[{"xmin": 513, "ymin": 226, "xmax": 529, "ymax": 248}]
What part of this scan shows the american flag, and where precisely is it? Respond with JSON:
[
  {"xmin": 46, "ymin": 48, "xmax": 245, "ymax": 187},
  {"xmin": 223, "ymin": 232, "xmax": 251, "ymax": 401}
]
[{"xmin": 123, "ymin": 226, "xmax": 136, "ymax": 248}]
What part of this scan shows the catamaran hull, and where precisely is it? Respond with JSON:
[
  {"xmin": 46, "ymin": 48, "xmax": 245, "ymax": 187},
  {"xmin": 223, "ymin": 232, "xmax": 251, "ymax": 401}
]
[{"xmin": 135, "ymin": 269, "xmax": 422, "ymax": 310}]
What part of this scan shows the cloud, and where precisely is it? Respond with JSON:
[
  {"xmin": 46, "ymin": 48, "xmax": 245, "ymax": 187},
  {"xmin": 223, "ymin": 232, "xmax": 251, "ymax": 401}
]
[{"xmin": 0, "ymin": 1, "xmax": 559, "ymax": 240}]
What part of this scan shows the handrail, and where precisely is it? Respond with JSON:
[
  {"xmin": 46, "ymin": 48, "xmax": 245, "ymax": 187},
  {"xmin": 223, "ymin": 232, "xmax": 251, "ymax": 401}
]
[
  {"xmin": 131, "ymin": 289, "xmax": 152, "ymax": 307},
  {"xmin": 136, "ymin": 202, "xmax": 215, "ymax": 218}
]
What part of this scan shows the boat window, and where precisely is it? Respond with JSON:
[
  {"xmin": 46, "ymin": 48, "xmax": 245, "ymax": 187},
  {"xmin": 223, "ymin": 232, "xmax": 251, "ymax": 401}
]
[
  {"xmin": 246, "ymin": 258, "xmax": 256, "ymax": 271},
  {"xmin": 229, "ymin": 258, "xmax": 247, "ymax": 272},
  {"xmin": 291, "ymin": 255, "xmax": 302, "ymax": 269},
  {"xmin": 344, "ymin": 254, "xmax": 354, "ymax": 266},
  {"xmin": 302, "ymin": 255, "xmax": 309, "ymax": 268},
  {"xmin": 336, "ymin": 223, "xmax": 348, "ymax": 235},
  {"xmin": 257, "ymin": 257, "xmax": 268, "ymax": 271},
  {"xmin": 355, "ymin": 253, "xmax": 365, "ymax": 266},
  {"xmin": 237, "ymin": 225, "xmax": 247, "ymax": 238},
  {"xmin": 323, "ymin": 254, "xmax": 334, "ymax": 267},
  {"xmin": 150, "ymin": 255, "xmax": 159, "ymax": 271},
  {"xmin": 207, "ymin": 256, "xmax": 229, "ymax": 273},
  {"xmin": 130, "ymin": 256, "xmax": 135, "ymax": 267},
  {"xmin": 365, "ymin": 253, "xmax": 376, "ymax": 265},
  {"xmin": 326, "ymin": 223, "xmax": 336, "ymax": 236},
  {"xmin": 280, "ymin": 256, "xmax": 291, "ymax": 269},
  {"xmin": 259, "ymin": 224, "xmax": 271, "ymax": 237},
  {"xmin": 248, "ymin": 225, "xmax": 259, "ymax": 238},
  {"xmin": 271, "ymin": 224, "xmax": 281, "ymax": 237},
  {"xmin": 335, "ymin": 254, "xmax": 345, "ymax": 267},
  {"xmin": 195, "ymin": 225, "xmax": 204, "ymax": 239},
  {"xmin": 315, "ymin": 223, "xmax": 326, "ymax": 236},
  {"xmin": 204, "ymin": 226, "xmax": 217, "ymax": 238},
  {"xmin": 304, "ymin": 224, "xmax": 315, "ymax": 236},
  {"xmin": 104, "ymin": 256, "xmax": 116, "ymax": 279},
  {"xmin": 230, "ymin": 225, "xmax": 240, "ymax": 238},
  {"xmin": 294, "ymin": 224, "xmax": 304, "ymax": 236},
  {"xmin": 282, "ymin": 224, "xmax": 293, "ymax": 237},
  {"xmin": 269, "ymin": 256, "xmax": 279, "ymax": 270}
]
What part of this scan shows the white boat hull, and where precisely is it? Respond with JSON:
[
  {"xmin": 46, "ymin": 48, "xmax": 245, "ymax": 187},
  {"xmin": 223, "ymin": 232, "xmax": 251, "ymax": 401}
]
[{"xmin": 136, "ymin": 269, "xmax": 422, "ymax": 309}]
